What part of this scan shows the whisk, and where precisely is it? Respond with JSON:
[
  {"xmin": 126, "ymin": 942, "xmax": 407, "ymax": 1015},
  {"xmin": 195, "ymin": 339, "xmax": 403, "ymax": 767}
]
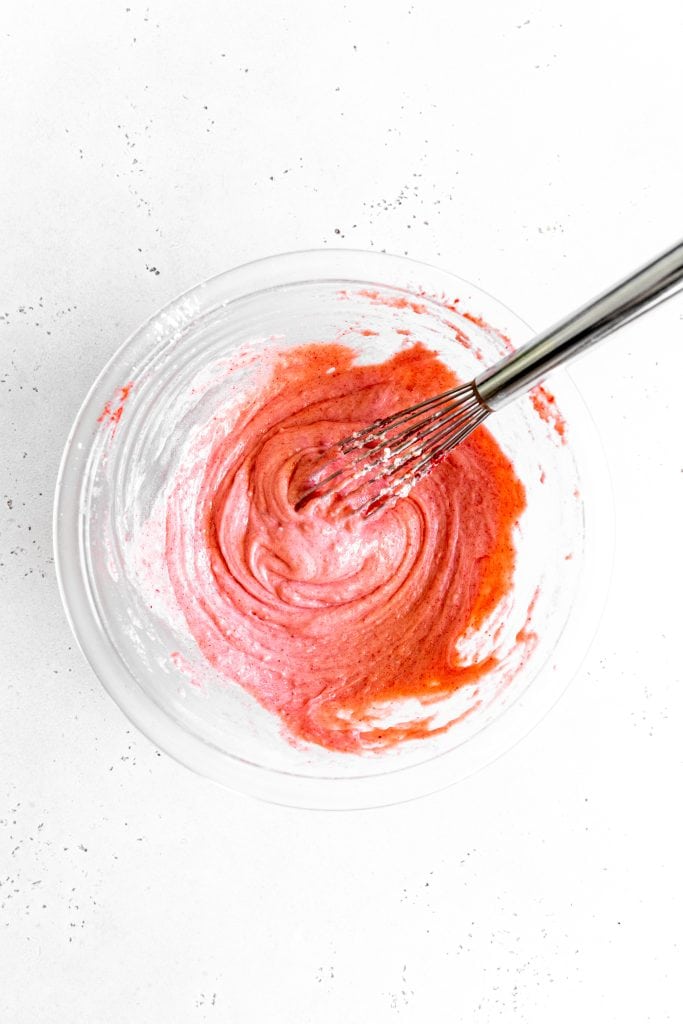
[{"xmin": 296, "ymin": 239, "xmax": 683, "ymax": 517}]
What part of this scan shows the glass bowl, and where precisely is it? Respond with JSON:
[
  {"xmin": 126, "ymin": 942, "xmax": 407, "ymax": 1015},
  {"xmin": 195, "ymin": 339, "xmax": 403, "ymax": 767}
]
[{"xmin": 53, "ymin": 250, "xmax": 613, "ymax": 809}]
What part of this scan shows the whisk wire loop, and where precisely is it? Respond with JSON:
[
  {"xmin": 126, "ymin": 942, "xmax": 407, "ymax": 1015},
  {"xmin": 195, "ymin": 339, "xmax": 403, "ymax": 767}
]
[{"xmin": 295, "ymin": 382, "xmax": 489, "ymax": 516}]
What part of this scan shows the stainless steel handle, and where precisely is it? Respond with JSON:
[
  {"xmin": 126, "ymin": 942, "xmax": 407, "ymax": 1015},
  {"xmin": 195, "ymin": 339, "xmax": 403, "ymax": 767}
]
[{"xmin": 474, "ymin": 239, "xmax": 683, "ymax": 411}]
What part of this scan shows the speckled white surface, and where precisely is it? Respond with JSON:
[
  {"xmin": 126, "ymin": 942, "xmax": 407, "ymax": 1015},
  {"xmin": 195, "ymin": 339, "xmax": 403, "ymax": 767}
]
[{"xmin": 1, "ymin": 1, "xmax": 682, "ymax": 1021}]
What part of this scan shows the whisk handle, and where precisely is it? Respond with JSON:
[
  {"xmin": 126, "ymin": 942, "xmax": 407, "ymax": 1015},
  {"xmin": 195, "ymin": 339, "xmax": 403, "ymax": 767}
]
[{"xmin": 474, "ymin": 239, "xmax": 683, "ymax": 411}]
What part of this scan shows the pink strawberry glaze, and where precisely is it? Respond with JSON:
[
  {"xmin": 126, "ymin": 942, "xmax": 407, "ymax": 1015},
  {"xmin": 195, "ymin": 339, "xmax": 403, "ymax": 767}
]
[{"xmin": 165, "ymin": 341, "xmax": 527, "ymax": 753}]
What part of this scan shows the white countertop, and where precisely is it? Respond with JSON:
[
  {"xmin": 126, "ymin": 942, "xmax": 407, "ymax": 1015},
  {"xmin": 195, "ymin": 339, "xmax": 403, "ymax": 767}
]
[{"xmin": 2, "ymin": 1, "xmax": 682, "ymax": 1020}]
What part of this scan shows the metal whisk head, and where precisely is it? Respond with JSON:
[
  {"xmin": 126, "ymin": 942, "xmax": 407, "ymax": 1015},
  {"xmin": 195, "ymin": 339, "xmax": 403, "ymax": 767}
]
[{"xmin": 295, "ymin": 382, "xmax": 490, "ymax": 517}]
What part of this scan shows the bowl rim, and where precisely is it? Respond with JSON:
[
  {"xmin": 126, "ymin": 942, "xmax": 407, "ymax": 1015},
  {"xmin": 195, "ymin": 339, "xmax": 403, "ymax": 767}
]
[{"xmin": 53, "ymin": 248, "xmax": 615, "ymax": 810}]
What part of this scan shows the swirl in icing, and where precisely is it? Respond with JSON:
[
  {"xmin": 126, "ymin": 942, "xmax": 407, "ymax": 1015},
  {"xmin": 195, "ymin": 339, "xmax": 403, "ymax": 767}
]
[{"xmin": 162, "ymin": 338, "xmax": 528, "ymax": 753}]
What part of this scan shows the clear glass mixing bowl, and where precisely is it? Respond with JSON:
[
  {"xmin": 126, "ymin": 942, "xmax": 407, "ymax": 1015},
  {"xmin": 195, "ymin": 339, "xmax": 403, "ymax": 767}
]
[{"xmin": 53, "ymin": 250, "xmax": 613, "ymax": 809}]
